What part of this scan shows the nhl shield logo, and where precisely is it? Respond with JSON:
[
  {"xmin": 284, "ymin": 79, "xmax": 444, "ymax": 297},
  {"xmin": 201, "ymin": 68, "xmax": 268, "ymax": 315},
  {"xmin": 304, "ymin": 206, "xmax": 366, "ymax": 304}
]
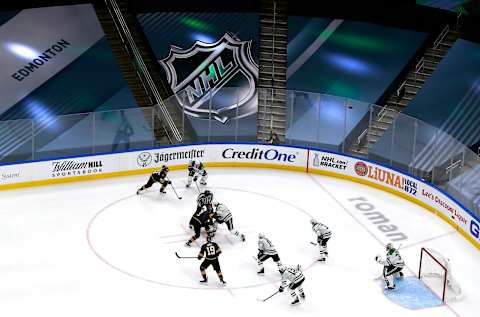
[{"xmin": 160, "ymin": 33, "xmax": 258, "ymax": 124}]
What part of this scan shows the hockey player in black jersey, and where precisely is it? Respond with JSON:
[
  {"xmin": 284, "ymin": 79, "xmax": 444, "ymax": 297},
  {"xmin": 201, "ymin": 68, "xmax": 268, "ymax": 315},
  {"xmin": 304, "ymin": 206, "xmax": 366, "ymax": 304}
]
[
  {"xmin": 198, "ymin": 235, "xmax": 226, "ymax": 284},
  {"xmin": 196, "ymin": 190, "xmax": 214, "ymax": 213},
  {"xmin": 136, "ymin": 165, "xmax": 171, "ymax": 194},
  {"xmin": 185, "ymin": 205, "xmax": 215, "ymax": 247}
]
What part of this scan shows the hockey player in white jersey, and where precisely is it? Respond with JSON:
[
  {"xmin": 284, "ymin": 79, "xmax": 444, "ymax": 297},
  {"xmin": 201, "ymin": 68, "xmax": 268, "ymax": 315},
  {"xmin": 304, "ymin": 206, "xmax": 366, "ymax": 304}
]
[
  {"xmin": 257, "ymin": 233, "xmax": 284, "ymax": 274},
  {"xmin": 186, "ymin": 160, "xmax": 208, "ymax": 187},
  {"xmin": 311, "ymin": 219, "xmax": 332, "ymax": 262},
  {"xmin": 212, "ymin": 202, "xmax": 245, "ymax": 242},
  {"xmin": 279, "ymin": 264, "xmax": 305, "ymax": 305},
  {"xmin": 375, "ymin": 243, "xmax": 405, "ymax": 290}
]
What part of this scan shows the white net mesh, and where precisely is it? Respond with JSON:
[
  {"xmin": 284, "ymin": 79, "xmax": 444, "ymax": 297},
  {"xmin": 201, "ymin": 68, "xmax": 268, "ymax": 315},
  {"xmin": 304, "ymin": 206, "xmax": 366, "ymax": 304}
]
[{"xmin": 419, "ymin": 248, "xmax": 462, "ymax": 302}]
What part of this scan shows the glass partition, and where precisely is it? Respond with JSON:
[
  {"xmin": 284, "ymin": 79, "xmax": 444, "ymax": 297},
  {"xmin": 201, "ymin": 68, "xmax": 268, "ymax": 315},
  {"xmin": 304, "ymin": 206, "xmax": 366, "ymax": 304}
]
[
  {"xmin": 0, "ymin": 119, "xmax": 34, "ymax": 163},
  {"xmin": 94, "ymin": 108, "xmax": 155, "ymax": 153},
  {"xmin": 0, "ymin": 89, "xmax": 479, "ymax": 216},
  {"xmin": 34, "ymin": 113, "xmax": 94, "ymax": 160}
]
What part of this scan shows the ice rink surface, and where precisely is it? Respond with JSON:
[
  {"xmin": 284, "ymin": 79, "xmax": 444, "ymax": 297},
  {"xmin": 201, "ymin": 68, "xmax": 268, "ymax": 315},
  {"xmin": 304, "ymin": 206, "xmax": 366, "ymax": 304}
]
[{"xmin": 1, "ymin": 168, "xmax": 479, "ymax": 317}]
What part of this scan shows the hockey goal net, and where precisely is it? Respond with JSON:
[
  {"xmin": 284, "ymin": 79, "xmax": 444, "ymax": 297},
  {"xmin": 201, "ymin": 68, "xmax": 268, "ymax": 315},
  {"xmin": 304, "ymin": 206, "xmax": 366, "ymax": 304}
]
[{"xmin": 418, "ymin": 247, "xmax": 462, "ymax": 302}]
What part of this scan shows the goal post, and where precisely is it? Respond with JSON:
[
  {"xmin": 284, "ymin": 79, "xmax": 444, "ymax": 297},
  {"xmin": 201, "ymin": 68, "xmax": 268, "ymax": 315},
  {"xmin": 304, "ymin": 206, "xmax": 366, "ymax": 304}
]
[{"xmin": 418, "ymin": 247, "xmax": 462, "ymax": 302}]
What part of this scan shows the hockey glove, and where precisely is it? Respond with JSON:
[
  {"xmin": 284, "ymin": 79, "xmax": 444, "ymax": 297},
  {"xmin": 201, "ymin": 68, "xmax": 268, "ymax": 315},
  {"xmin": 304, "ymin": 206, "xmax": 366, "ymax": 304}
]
[
  {"xmin": 197, "ymin": 255, "xmax": 203, "ymax": 260},
  {"xmin": 193, "ymin": 176, "xmax": 198, "ymax": 182},
  {"xmin": 278, "ymin": 286, "xmax": 284, "ymax": 293}
]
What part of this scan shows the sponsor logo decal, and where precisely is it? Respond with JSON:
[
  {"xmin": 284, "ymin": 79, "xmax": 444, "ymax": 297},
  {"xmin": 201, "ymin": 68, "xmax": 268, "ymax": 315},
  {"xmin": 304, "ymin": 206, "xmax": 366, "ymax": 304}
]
[
  {"xmin": 354, "ymin": 162, "xmax": 368, "ymax": 176},
  {"xmin": 470, "ymin": 219, "xmax": 479, "ymax": 240},
  {"xmin": 421, "ymin": 189, "xmax": 467, "ymax": 224},
  {"xmin": 152, "ymin": 149, "xmax": 205, "ymax": 164},
  {"xmin": 1, "ymin": 172, "xmax": 20, "ymax": 181},
  {"xmin": 51, "ymin": 160, "xmax": 103, "ymax": 178},
  {"xmin": 355, "ymin": 162, "xmax": 417, "ymax": 196},
  {"xmin": 313, "ymin": 153, "xmax": 347, "ymax": 170},
  {"xmin": 160, "ymin": 32, "xmax": 258, "ymax": 124},
  {"xmin": 137, "ymin": 152, "xmax": 153, "ymax": 167},
  {"xmin": 222, "ymin": 147, "xmax": 296, "ymax": 162},
  {"xmin": 348, "ymin": 197, "xmax": 407, "ymax": 242}
]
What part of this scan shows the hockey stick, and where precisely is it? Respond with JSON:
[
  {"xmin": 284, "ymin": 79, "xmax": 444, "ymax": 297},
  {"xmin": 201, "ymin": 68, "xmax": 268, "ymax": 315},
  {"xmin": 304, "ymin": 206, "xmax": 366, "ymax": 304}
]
[
  {"xmin": 194, "ymin": 179, "xmax": 201, "ymax": 194},
  {"xmin": 175, "ymin": 252, "xmax": 196, "ymax": 259},
  {"xmin": 166, "ymin": 177, "xmax": 182, "ymax": 200},
  {"xmin": 257, "ymin": 290, "xmax": 280, "ymax": 302},
  {"xmin": 310, "ymin": 241, "xmax": 317, "ymax": 246}
]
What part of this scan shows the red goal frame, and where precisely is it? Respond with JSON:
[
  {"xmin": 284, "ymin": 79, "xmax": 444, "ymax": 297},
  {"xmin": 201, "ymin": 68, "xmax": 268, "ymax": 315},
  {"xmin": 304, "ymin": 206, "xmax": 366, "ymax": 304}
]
[{"xmin": 418, "ymin": 247, "xmax": 448, "ymax": 302}]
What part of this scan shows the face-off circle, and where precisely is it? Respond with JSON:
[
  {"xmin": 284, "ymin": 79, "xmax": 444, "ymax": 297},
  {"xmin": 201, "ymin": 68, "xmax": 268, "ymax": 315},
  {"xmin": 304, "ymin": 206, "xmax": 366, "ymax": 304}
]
[{"xmin": 87, "ymin": 185, "xmax": 317, "ymax": 290}]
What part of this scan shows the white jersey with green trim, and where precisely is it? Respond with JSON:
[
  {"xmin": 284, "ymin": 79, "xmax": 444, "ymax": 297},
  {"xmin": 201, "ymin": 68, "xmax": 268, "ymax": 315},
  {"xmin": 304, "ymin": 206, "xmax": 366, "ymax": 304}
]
[
  {"xmin": 281, "ymin": 266, "xmax": 304, "ymax": 287},
  {"xmin": 312, "ymin": 223, "xmax": 332, "ymax": 239},
  {"xmin": 258, "ymin": 237, "xmax": 277, "ymax": 255},
  {"xmin": 215, "ymin": 203, "xmax": 232, "ymax": 222}
]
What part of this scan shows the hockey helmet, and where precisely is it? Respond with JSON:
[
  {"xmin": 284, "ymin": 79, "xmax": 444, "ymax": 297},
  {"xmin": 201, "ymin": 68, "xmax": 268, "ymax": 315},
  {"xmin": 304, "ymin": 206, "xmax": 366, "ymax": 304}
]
[
  {"xmin": 203, "ymin": 190, "xmax": 211, "ymax": 195},
  {"xmin": 206, "ymin": 234, "xmax": 213, "ymax": 242},
  {"xmin": 310, "ymin": 218, "xmax": 318, "ymax": 225},
  {"xmin": 258, "ymin": 232, "xmax": 265, "ymax": 239},
  {"xmin": 212, "ymin": 201, "xmax": 219, "ymax": 208},
  {"xmin": 161, "ymin": 165, "xmax": 169, "ymax": 172},
  {"xmin": 386, "ymin": 243, "xmax": 394, "ymax": 252},
  {"xmin": 279, "ymin": 266, "xmax": 286, "ymax": 274}
]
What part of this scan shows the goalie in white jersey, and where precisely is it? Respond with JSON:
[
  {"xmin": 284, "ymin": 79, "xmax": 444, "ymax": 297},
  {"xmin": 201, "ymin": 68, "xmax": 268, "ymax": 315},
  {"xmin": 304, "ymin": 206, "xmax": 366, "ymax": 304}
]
[
  {"xmin": 311, "ymin": 219, "xmax": 332, "ymax": 262},
  {"xmin": 212, "ymin": 202, "xmax": 245, "ymax": 242},
  {"xmin": 257, "ymin": 233, "xmax": 284, "ymax": 274},
  {"xmin": 375, "ymin": 243, "xmax": 405, "ymax": 290},
  {"xmin": 186, "ymin": 160, "xmax": 208, "ymax": 187},
  {"xmin": 279, "ymin": 264, "xmax": 305, "ymax": 305}
]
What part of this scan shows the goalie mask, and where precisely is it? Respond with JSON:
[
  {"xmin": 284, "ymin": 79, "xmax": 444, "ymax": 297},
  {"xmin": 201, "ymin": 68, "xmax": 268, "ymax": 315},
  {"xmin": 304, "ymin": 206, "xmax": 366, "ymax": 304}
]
[{"xmin": 386, "ymin": 243, "xmax": 395, "ymax": 253}]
